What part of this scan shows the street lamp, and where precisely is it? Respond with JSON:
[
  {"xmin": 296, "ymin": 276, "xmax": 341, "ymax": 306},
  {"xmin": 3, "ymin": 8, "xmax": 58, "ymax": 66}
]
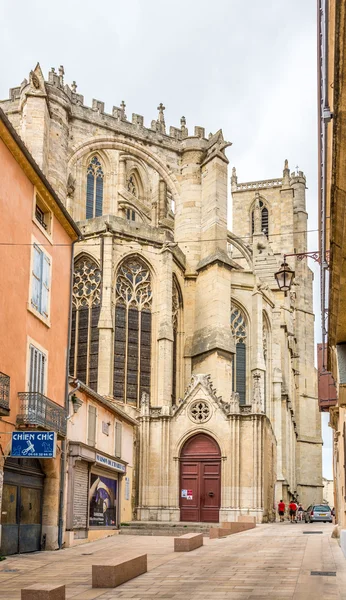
[
  {"xmin": 274, "ymin": 261, "xmax": 295, "ymax": 292},
  {"xmin": 274, "ymin": 251, "xmax": 326, "ymax": 292}
]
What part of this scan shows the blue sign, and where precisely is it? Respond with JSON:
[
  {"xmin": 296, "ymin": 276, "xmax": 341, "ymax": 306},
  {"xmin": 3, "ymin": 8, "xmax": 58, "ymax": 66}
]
[{"xmin": 11, "ymin": 431, "xmax": 57, "ymax": 458}]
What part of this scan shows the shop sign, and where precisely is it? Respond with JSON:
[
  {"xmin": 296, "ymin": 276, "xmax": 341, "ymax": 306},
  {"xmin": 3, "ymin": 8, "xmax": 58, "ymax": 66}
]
[
  {"xmin": 95, "ymin": 452, "xmax": 126, "ymax": 473},
  {"xmin": 89, "ymin": 473, "xmax": 117, "ymax": 527},
  {"xmin": 125, "ymin": 476, "xmax": 130, "ymax": 501},
  {"xmin": 10, "ymin": 431, "xmax": 56, "ymax": 458}
]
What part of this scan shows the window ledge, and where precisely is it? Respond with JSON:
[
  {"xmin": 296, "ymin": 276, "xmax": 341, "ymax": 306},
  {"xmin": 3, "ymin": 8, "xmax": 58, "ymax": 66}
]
[
  {"xmin": 27, "ymin": 303, "xmax": 51, "ymax": 328},
  {"xmin": 33, "ymin": 217, "xmax": 53, "ymax": 244}
]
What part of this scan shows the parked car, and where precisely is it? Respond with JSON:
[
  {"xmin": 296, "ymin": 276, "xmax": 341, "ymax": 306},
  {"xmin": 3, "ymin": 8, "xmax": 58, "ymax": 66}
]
[{"xmin": 304, "ymin": 504, "xmax": 332, "ymax": 523}]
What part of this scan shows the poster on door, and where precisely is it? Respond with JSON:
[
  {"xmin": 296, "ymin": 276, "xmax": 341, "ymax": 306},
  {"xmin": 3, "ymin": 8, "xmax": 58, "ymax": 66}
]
[
  {"xmin": 89, "ymin": 473, "xmax": 117, "ymax": 527},
  {"xmin": 187, "ymin": 489, "xmax": 193, "ymax": 500}
]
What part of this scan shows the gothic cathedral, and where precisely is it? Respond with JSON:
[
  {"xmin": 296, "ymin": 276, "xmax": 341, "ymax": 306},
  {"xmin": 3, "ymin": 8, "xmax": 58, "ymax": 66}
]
[{"xmin": 0, "ymin": 64, "xmax": 322, "ymax": 522}]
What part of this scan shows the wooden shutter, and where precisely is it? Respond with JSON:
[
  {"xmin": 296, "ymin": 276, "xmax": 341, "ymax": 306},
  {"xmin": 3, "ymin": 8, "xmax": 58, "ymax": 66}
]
[
  {"xmin": 41, "ymin": 253, "xmax": 51, "ymax": 317},
  {"xmin": 236, "ymin": 343, "xmax": 246, "ymax": 405},
  {"xmin": 115, "ymin": 421, "xmax": 122, "ymax": 458},
  {"xmin": 32, "ymin": 244, "xmax": 43, "ymax": 311},
  {"xmin": 114, "ymin": 305, "xmax": 126, "ymax": 402},
  {"xmin": 29, "ymin": 345, "xmax": 46, "ymax": 394},
  {"xmin": 86, "ymin": 172, "xmax": 94, "ymax": 219},
  {"xmin": 87, "ymin": 405, "xmax": 97, "ymax": 446}
]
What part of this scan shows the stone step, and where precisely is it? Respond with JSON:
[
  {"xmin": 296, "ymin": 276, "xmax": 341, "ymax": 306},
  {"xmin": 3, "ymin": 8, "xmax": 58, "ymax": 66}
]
[{"xmin": 120, "ymin": 521, "xmax": 218, "ymax": 537}]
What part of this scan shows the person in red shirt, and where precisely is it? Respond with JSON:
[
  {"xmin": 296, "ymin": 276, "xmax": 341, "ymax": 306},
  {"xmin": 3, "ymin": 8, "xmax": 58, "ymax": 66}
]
[
  {"xmin": 289, "ymin": 500, "xmax": 298, "ymax": 522},
  {"xmin": 278, "ymin": 500, "xmax": 285, "ymax": 522}
]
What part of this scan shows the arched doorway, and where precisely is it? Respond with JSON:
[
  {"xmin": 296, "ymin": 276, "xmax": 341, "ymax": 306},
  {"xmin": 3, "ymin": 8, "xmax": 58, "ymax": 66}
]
[{"xmin": 179, "ymin": 433, "xmax": 221, "ymax": 523}]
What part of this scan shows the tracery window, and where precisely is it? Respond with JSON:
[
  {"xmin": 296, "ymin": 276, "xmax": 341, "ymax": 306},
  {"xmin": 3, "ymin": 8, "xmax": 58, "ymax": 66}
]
[
  {"xmin": 251, "ymin": 200, "xmax": 269, "ymax": 237},
  {"xmin": 70, "ymin": 256, "xmax": 101, "ymax": 391},
  {"xmin": 86, "ymin": 156, "xmax": 104, "ymax": 219},
  {"xmin": 113, "ymin": 257, "xmax": 152, "ymax": 405},
  {"xmin": 127, "ymin": 174, "xmax": 139, "ymax": 198},
  {"xmin": 231, "ymin": 305, "xmax": 247, "ymax": 405},
  {"xmin": 172, "ymin": 277, "xmax": 182, "ymax": 404}
]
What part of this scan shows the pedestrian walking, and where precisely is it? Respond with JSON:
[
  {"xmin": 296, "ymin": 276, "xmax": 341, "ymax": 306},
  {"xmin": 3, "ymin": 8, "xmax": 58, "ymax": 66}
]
[
  {"xmin": 297, "ymin": 503, "xmax": 304, "ymax": 521},
  {"xmin": 278, "ymin": 499, "xmax": 285, "ymax": 522},
  {"xmin": 289, "ymin": 499, "xmax": 298, "ymax": 522}
]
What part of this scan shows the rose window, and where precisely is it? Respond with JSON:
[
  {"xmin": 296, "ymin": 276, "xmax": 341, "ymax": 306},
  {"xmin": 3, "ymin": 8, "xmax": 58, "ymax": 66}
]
[{"xmin": 189, "ymin": 400, "xmax": 211, "ymax": 423}]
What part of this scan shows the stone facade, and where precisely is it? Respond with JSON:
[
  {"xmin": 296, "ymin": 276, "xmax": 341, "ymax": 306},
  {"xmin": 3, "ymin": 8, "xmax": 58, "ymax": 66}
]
[{"xmin": 0, "ymin": 63, "xmax": 322, "ymax": 523}]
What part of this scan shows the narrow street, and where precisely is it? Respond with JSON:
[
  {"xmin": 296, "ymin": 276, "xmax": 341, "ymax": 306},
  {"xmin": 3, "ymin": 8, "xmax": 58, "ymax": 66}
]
[{"xmin": 0, "ymin": 523, "xmax": 345, "ymax": 599}]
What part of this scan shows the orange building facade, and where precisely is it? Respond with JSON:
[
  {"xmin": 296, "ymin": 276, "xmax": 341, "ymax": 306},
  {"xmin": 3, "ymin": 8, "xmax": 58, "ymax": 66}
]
[{"xmin": 0, "ymin": 108, "xmax": 80, "ymax": 554}]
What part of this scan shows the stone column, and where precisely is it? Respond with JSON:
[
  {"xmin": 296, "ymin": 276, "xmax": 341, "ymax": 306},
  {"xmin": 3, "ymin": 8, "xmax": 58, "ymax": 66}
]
[
  {"xmin": 156, "ymin": 248, "xmax": 174, "ymax": 407},
  {"xmin": 97, "ymin": 233, "xmax": 114, "ymax": 396},
  {"xmin": 158, "ymin": 179, "xmax": 167, "ymax": 222},
  {"xmin": 251, "ymin": 288, "xmax": 265, "ymax": 410}
]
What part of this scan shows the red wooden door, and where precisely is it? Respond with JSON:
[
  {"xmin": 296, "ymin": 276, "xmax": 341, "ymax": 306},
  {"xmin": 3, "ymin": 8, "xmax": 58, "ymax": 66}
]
[{"xmin": 180, "ymin": 434, "xmax": 221, "ymax": 523}]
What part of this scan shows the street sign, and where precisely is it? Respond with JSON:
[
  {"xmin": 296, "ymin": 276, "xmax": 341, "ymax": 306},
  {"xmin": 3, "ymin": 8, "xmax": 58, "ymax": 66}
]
[{"xmin": 11, "ymin": 431, "xmax": 57, "ymax": 458}]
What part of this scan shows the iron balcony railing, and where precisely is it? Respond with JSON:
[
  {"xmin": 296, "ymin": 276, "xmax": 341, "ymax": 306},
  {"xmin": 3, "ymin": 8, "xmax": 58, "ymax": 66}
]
[
  {"xmin": 17, "ymin": 392, "xmax": 67, "ymax": 437},
  {"xmin": 0, "ymin": 372, "xmax": 10, "ymax": 413}
]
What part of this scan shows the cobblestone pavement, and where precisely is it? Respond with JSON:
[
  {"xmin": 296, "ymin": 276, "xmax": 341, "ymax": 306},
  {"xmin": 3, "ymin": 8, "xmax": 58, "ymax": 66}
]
[{"xmin": 0, "ymin": 522, "xmax": 345, "ymax": 599}]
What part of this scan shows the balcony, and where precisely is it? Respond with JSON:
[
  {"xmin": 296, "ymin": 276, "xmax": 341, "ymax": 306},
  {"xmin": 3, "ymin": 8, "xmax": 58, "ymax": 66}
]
[
  {"xmin": 17, "ymin": 392, "xmax": 67, "ymax": 438},
  {"xmin": 0, "ymin": 372, "xmax": 10, "ymax": 416}
]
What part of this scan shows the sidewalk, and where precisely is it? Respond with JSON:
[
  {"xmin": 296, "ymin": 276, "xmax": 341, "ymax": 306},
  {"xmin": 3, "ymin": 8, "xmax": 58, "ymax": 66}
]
[{"xmin": 0, "ymin": 522, "xmax": 345, "ymax": 599}]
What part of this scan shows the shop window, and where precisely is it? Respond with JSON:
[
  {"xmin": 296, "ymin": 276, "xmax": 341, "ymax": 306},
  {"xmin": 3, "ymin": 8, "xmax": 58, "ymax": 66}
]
[
  {"xmin": 70, "ymin": 255, "xmax": 101, "ymax": 391},
  {"xmin": 28, "ymin": 344, "xmax": 47, "ymax": 394},
  {"xmin": 86, "ymin": 156, "xmax": 104, "ymax": 219},
  {"xmin": 231, "ymin": 305, "xmax": 247, "ymax": 405},
  {"xmin": 31, "ymin": 244, "xmax": 51, "ymax": 319},
  {"xmin": 113, "ymin": 256, "xmax": 152, "ymax": 405},
  {"xmin": 115, "ymin": 421, "xmax": 122, "ymax": 458},
  {"xmin": 89, "ymin": 473, "xmax": 117, "ymax": 527},
  {"xmin": 87, "ymin": 404, "xmax": 97, "ymax": 446}
]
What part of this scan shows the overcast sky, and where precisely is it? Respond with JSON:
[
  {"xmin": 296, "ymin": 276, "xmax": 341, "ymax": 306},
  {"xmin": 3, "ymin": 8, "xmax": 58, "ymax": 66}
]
[{"xmin": 0, "ymin": 0, "xmax": 332, "ymax": 479}]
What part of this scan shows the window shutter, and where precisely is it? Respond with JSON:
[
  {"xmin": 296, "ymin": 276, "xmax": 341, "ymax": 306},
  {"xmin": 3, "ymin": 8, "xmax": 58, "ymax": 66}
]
[
  {"xmin": 29, "ymin": 345, "xmax": 46, "ymax": 394},
  {"xmin": 88, "ymin": 405, "xmax": 97, "ymax": 446},
  {"xmin": 115, "ymin": 421, "xmax": 122, "ymax": 458},
  {"xmin": 32, "ymin": 245, "xmax": 43, "ymax": 311},
  {"xmin": 236, "ymin": 343, "xmax": 246, "ymax": 405},
  {"xmin": 41, "ymin": 254, "xmax": 51, "ymax": 317}
]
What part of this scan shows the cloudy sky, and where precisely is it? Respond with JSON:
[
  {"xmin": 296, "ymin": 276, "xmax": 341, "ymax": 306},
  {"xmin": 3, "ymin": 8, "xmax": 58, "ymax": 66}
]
[{"xmin": 1, "ymin": 0, "xmax": 331, "ymax": 477}]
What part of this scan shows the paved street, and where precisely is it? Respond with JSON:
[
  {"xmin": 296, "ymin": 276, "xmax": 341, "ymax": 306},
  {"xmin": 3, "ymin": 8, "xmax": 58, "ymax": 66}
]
[{"xmin": 0, "ymin": 523, "xmax": 345, "ymax": 599}]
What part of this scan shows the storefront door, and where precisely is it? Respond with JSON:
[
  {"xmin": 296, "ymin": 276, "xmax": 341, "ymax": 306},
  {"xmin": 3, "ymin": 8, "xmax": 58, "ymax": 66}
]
[
  {"xmin": 180, "ymin": 434, "xmax": 221, "ymax": 523},
  {"xmin": 1, "ymin": 458, "xmax": 44, "ymax": 555}
]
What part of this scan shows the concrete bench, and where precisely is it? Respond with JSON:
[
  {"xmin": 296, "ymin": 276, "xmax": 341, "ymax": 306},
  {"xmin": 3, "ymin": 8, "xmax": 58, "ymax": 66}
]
[
  {"xmin": 220, "ymin": 521, "xmax": 256, "ymax": 533},
  {"xmin": 209, "ymin": 527, "xmax": 233, "ymax": 539},
  {"xmin": 21, "ymin": 584, "xmax": 65, "ymax": 600},
  {"xmin": 174, "ymin": 532, "xmax": 203, "ymax": 552},
  {"xmin": 237, "ymin": 515, "xmax": 256, "ymax": 524},
  {"xmin": 92, "ymin": 554, "xmax": 147, "ymax": 588}
]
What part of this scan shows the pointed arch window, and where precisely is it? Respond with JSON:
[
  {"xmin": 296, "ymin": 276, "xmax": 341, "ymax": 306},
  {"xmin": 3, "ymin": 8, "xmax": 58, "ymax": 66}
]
[
  {"xmin": 231, "ymin": 305, "xmax": 247, "ymax": 405},
  {"xmin": 69, "ymin": 256, "xmax": 102, "ymax": 391},
  {"xmin": 113, "ymin": 257, "xmax": 152, "ymax": 406},
  {"xmin": 251, "ymin": 200, "xmax": 269, "ymax": 237},
  {"xmin": 172, "ymin": 277, "xmax": 183, "ymax": 405},
  {"xmin": 86, "ymin": 156, "xmax": 104, "ymax": 219}
]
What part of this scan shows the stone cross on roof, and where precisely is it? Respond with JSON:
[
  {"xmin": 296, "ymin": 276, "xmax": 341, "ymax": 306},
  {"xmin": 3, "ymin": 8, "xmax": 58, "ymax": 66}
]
[{"xmin": 157, "ymin": 103, "xmax": 165, "ymax": 123}]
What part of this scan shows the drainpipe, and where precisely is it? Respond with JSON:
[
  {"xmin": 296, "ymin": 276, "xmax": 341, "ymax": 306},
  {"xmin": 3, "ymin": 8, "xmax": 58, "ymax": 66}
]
[{"xmin": 57, "ymin": 236, "xmax": 82, "ymax": 550}]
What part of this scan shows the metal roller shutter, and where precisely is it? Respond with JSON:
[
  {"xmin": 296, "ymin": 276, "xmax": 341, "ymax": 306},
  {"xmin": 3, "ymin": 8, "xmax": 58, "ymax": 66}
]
[{"xmin": 73, "ymin": 461, "xmax": 89, "ymax": 529}]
